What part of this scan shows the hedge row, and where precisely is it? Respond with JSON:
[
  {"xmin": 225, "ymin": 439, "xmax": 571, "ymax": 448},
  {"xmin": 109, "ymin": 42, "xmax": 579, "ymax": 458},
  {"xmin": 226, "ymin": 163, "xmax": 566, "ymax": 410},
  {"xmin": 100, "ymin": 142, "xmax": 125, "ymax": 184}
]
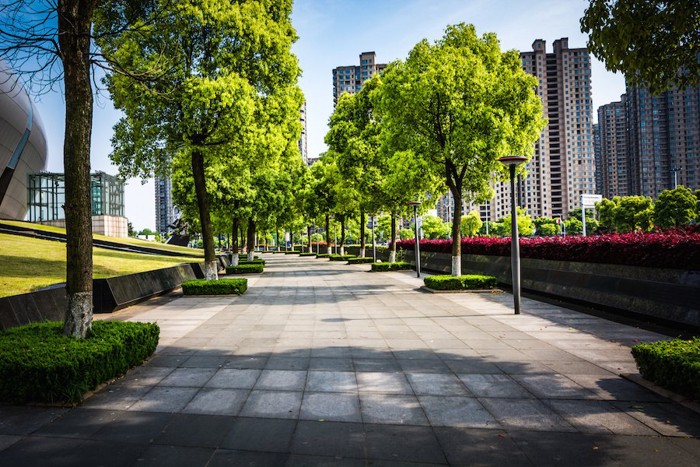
[
  {"xmin": 395, "ymin": 229, "xmax": 700, "ymax": 270},
  {"xmin": 226, "ymin": 263, "xmax": 264, "ymax": 274},
  {"xmin": 371, "ymin": 261, "xmax": 413, "ymax": 272},
  {"xmin": 299, "ymin": 252, "xmax": 317, "ymax": 257},
  {"xmin": 239, "ymin": 259, "xmax": 265, "ymax": 266},
  {"xmin": 0, "ymin": 321, "xmax": 159, "ymax": 404},
  {"xmin": 632, "ymin": 338, "xmax": 700, "ymax": 400},
  {"xmin": 316, "ymin": 254, "xmax": 330, "ymax": 258},
  {"xmin": 424, "ymin": 275, "xmax": 497, "ymax": 290},
  {"xmin": 284, "ymin": 250, "xmax": 300, "ymax": 255},
  {"xmin": 182, "ymin": 278, "xmax": 248, "ymax": 295},
  {"xmin": 329, "ymin": 254, "xmax": 356, "ymax": 261},
  {"xmin": 348, "ymin": 257, "xmax": 374, "ymax": 264}
]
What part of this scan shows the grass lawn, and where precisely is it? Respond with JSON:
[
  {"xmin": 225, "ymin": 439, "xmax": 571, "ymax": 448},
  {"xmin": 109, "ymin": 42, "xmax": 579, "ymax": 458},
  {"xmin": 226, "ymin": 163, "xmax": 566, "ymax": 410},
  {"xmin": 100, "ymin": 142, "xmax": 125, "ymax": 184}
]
[
  {"xmin": 0, "ymin": 220, "xmax": 204, "ymax": 257},
  {"xmin": 0, "ymin": 233, "xmax": 201, "ymax": 298}
]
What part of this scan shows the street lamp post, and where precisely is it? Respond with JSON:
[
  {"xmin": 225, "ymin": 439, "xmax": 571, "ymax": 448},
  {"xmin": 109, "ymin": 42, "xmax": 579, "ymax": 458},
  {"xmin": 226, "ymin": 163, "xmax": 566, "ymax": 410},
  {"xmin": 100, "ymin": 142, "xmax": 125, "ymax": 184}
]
[
  {"xmin": 407, "ymin": 201, "xmax": 422, "ymax": 278},
  {"xmin": 498, "ymin": 155, "xmax": 528, "ymax": 315}
]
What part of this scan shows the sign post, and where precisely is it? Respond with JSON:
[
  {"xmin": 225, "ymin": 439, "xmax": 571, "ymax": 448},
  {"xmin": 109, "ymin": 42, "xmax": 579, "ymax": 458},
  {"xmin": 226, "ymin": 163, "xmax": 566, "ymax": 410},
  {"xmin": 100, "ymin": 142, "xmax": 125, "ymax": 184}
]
[{"xmin": 580, "ymin": 194, "xmax": 602, "ymax": 236}]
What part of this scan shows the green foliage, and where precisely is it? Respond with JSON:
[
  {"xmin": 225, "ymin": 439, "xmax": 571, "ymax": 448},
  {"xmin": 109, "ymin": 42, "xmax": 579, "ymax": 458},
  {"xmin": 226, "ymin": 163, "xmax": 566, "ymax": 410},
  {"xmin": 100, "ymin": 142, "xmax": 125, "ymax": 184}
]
[
  {"xmin": 182, "ymin": 278, "xmax": 248, "ymax": 294},
  {"xmin": 299, "ymin": 252, "xmax": 317, "ymax": 257},
  {"xmin": 225, "ymin": 263, "xmax": 264, "ymax": 274},
  {"xmin": 420, "ymin": 215, "xmax": 450, "ymax": 239},
  {"xmin": 537, "ymin": 222, "xmax": 559, "ymax": 237},
  {"xmin": 399, "ymin": 228, "xmax": 415, "ymax": 240},
  {"xmin": 239, "ymin": 259, "xmax": 265, "ymax": 265},
  {"xmin": 316, "ymin": 254, "xmax": 331, "ymax": 258},
  {"xmin": 499, "ymin": 207, "xmax": 535, "ymax": 237},
  {"xmin": 380, "ymin": 23, "xmax": 546, "ymax": 261},
  {"xmin": 632, "ymin": 338, "xmax": 700, "ymax": 400},
  {"xmin": 371, "ymin": 261, "xmax": 413, "ymax": 272},
  {"xmin": 654, "ymin": 186, "xmax": 698, "ymax": 229},
  {"xmin": 581, "ymin": 0, "xmax": 699, "ymax": 93},
  {"xmin": 460, "ymin": 211, "xmax": 483, "ymax": 238},
  {"xmin": 347, "ymin": 257, "xmax": 374, "ymax": 264},
  {"xmin": 0, "ymin": 321, "xmax": 159, "ymax": 403},
  {"xmin": 329, "ymin": 254, "xmax": 357, "ymax": 261},
  {"xmin": 284, "ymin": 250, "xmax": 300, "ymax": 255},
  {"xmin": 565, "ymin": 218, "xmax": 583, "ymax": 235},
  {"xmin": 424, "ymin": 274, "xmax": 497, "ymax": 290}
]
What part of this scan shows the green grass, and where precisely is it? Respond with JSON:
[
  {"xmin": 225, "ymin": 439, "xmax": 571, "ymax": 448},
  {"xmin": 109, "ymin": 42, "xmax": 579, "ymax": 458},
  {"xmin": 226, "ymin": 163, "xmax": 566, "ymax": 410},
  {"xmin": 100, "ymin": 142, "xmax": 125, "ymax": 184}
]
[
  {"xmin": 0, "ymin": 233, "xmax": 200, "ymax": 298},
  {"xmin": 0, "ymin": 220, "xmax": 204, "ymax": 258}
]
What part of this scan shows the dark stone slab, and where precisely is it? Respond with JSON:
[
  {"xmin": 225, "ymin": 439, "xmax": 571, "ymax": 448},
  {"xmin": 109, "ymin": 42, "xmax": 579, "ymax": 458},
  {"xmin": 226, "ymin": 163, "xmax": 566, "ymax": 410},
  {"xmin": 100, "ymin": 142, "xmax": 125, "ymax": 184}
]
[
  {"xmin": 434, "ymin": 426, "xmax": 531, "ymax": 466},
  {"xmin": 291, "ymin": 420, "xmax": 365, "ymax": 459},
  {"xmin": 220, "ymin": 417, "xmax": 296, "ymax": 453},
  {"xmin": 208, "ymin": 449, "xmax": 289, "ymax": 466},
  {"xmin": 364, "ymin": 424, "xmax": 447, "ymax": 464},
  {"xmin": 0, "ymin": 286, "xmax": 66, "ymax": 330},
  {"xmin": 134, "ymin": 444, "xmax": 214, "ymax": 467},
  {"xmin": 155, "ymin": 413, "xmax": 234, "ymax": 448},
  {"xmin": 0, "ymin": 437, "xmax": 143, "ymax": 467},
  {"xmin": 91, "ymin": 411, "xmax": 173, "ymax": 444}
]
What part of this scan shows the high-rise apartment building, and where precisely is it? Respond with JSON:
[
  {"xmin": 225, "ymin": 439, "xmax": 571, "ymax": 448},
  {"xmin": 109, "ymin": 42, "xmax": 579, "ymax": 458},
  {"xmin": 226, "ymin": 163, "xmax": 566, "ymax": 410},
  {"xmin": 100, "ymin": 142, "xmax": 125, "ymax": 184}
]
[
  {"xmin": 332, "ymin": 51, "xmax": 386, "ymax": 105},
  {"xmin": 596, "ymin": 97, "xmax": 630, "ymax": 197},
  {"xmin": 626, "ymin": 85, "xmax": 700, "ymax": 197},
  {"xmin": 299, "ymin": 100, "xmax": 308, "ymax": 165},
  {"xmin": 480, "ymin": 38, "xmax": 596, "ymax": 222},
  {"xmin": 155, "ymin": 176, "xmax": 174, "ymax": 235}
]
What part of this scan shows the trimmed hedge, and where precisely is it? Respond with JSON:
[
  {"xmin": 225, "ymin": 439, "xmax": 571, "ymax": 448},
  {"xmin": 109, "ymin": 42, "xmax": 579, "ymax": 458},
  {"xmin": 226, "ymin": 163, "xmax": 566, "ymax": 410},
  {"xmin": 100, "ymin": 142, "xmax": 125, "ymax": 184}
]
[
  {"xmin": 284, "ymin": 250, "xmax": 300, "ymax": 255},
  {"xmin": 316, "ymin": 254, "xmax": 330, "ymax": 258},
  {"xmin": 329, "ymin": 254, "xmax": 356, "ymax": 261},
  {"xmin": 395, "ymin": 228, "xmax": 700, "ymax": 270},
  {"xmin": 299, "ymin": 252, "xmax": 316, "ymax": 257},
  {"xmin": 632, "ymin": 338, "xmax": 700, "ymax": 400},
  {"xmin": 239, "ymin": 259, "xmax": 265, "ymax": 265},
  {"xmin": 226, "ymin": 263, "xmax": 264, "ymax": 274},
  {"xmin": 348, "ymin": 257, "xmax": 374, "ymax": 264},
  {"xmin": 182, "ymin": 278, "xmax": 248, "ymax": 295},
  {"xmin": 0, "ymin": 321, "xmax": 159, "ymax": 404},
  {"xmin": 371, "ymin": 261, "xmax": 413, "ymax": 272},
  {"xmin": 424, "ymin": 274, "xmax": 497, "ymax": 291}
]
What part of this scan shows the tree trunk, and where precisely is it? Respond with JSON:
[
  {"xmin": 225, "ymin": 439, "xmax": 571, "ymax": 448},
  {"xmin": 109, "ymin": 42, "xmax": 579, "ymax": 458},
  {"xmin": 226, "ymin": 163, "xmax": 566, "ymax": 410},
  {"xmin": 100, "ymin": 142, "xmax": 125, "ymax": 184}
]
[
  {"xmin": 276, "ymin": 226, "xmax": 281, "ymax": 251},
  {"xmin": 450, "ymin": 188, "xmax": 462, "ymax": 276},
  {"xmin": 191, "ymin": 148, "xmax": 217, "ymax": 280},
  {"xmin": 247, "ymin": 220, "xmax": 255, "ymax": 261},
  {"xmin": 231, "ymin": 216, "xmax": 239, "ymax": 266},
  {"xmin": 307, "ymin": 225, "xmax": 313, "ymax": 253},
  {"xmin": 389, "ymin": 212, "xmax": 397, "ymax": 263},
  {"xmin": 59, "ymin": 0, "xmax": 97, "ymax": 338},
  {"xmin": 339, "ymin": 216, "xmax": 346, "ymax": 256},
  {"xmin": 359, "ymin": 210, "xmax": 366, "ymax": 258},
  {"xmin": 325, "ymin": 213, "xmax": 331, "ymax": 255}
]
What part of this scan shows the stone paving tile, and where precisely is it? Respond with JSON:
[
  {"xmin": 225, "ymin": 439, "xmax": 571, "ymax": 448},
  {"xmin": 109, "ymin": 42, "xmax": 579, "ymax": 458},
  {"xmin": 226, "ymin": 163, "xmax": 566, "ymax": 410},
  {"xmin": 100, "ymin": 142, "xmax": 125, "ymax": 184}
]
[
  {"xmin": 291, "ymin": 420, "xmax": 365, "ymax": 458},
  {"xmin": 479, "ymin": 398, "xmax": 576, "ymax": 432},
  {"xmin": 254, "ymin": 370, "xmax": 307, "ymax": 391},
  {"xmin": 458, "ymin": 374, "xmax": 533, "ymax": 399},
  {"xmin": 239, "ymin": 390, "xmax": 303, "ymax": 419},
  {"xmin": 308, "ymin": 357, "xmax": 355, "ymax": 371},
  {"xmin": 220, "ymin": 417, "xmax": 296, "ymax": 452},
  {"xmin": 364, "ymin": 424, "xmax": 448, "ymax": 464},
  {"xmin": 182, "ymin": 388, "xmax": 249, "ymax": 415},
  {"xmin": 300, "ymin": 392, "xmax": 362, "ymax": 422},
  {"xmin": 134, "ymin": 444, "xmax": 214, "ymax": 467},
  {"xmin": 419, "ymin": 395, "xmax": 498, "ymax": 428},
  {"xmin": 90, "ymin": 411, "xmax": 173, "ymax": 444},
  {"xmin": 128, "ymin": 387, "xmax": 199, "ymax": 413},
  {"xmin": 406, "ymin": 373, "xmax": 470, "ymax": 396},
  {"xmin": 305, "ymin": 371, "xmax": 357, "ymax": 392},
  {"xmin": 205, "ymin": 368, "xmax": 260, "ymax": 389},
  {"xmin": 359, "ymin": 393, "xmax": 429, "ymax": 425},
  {"xmin": 80, "ymin": 383, "xmax": 152, "ymax": 410},
  {"xmin": 34, "ymin": 408, "xmax": 121, "ymax": 439},
  {"xmin": 546, "ymin": 399, "xmax": 657, "ymax": 435},
  {"xmin": 0, "ymin": 407, "xmax": 67, "ymax": 436},
  {"xmin": 356, "ymin": 372, "xmax": 413, "ymax": 394},
  {"xmin": 158, "ymin": 368, "xmax": 217, "ymax": 387},
  {"xmin": 434, "ymin": 426, "xmax": 533, "ymax": 466},
  {"xmin": 512, "ymin": 374, "xmax": 599, "ymax": 399},
  {"xmin": 155, "ymin": 413, "xmax": 234, "ymax": 448}
]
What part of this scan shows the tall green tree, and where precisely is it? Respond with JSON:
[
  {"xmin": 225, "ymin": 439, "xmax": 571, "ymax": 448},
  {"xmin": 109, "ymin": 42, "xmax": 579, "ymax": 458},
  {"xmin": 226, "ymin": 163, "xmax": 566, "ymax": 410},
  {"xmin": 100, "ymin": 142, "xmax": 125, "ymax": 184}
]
[
  {"xmin": 460, "ymin": 211, "xmax": 483, "ymax": 237},
  {"xmin": 99, "ymin": 0, "xmax": 300, "ymax": 279},
  {"xmin": 654, "ymin": 186, "xmax": 698, "ymax": 229},
  {"xmin": 380, "ymin": 24, "xmax": 545, "ymax": 275},
  {"xmin": 581, "ymin": 0, "xmax": 699, "ymax": 93}
]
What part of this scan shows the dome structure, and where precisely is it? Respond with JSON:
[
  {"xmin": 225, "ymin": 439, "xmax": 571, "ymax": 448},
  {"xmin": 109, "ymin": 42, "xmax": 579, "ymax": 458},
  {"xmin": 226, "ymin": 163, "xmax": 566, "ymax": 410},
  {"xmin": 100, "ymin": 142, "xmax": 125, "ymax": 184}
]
[{"xmin": 0, "ymin": 60, "xmax": 48, "ymax": 220}]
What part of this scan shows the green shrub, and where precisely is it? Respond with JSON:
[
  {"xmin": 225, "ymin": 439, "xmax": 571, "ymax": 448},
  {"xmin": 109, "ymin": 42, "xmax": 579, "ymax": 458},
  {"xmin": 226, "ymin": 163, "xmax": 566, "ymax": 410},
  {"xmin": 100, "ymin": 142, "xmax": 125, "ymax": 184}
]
[
  {"xmin": 225, "ymin": 263, "xmax": 264, "ymax": 274},
  {"xmin": 348, "ymin": 257, "xmax": 374, "ymax": 264},
  {"xmin": 316, "ymin": 254, "xmax": 330, "ymax": 258},
  {"xmin": 284, "ymin": 250, "xmax": 299, "ymax": 255},
  {"xmin": 239, "ymin": 258, "xmax": 265, "ymax": 266},
  {"xmin": 182, "ymin": 278, "xmax": 248, "ymax": 294},
  {"xmin": 371, "ymin": 261, "xmax": 413, "ymax": 272},
  {"xmin": 0, "ymin": 321, "xmax": 159, "ymax": 404},
  {"xmin": 299, "ymin": 252, "xmax": 316, "ymax": 257},
  {"xmin": 329, "ymin": 254, "xmax": 356, "ymax": 261},
  {"xmin": 632, "ymin": 338, "xmax": 700, "ymax": 400},
  {"xmin": 424, "ymin": 275, "xmax": 497, "ymax": 290}
]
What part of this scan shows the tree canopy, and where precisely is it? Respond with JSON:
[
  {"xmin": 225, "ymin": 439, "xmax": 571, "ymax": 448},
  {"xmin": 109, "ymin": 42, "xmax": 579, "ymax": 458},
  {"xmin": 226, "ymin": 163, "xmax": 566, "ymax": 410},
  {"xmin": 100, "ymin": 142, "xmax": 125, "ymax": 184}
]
[{"xmin": 581, "ymin": 0, "xmax": 699, "ymax": 93}]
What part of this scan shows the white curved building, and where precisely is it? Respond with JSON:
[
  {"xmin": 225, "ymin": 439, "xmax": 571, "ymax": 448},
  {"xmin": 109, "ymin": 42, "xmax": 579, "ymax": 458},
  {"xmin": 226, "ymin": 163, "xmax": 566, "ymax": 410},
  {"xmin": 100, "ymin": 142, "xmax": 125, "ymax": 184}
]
[{"xmin": 0, "ymin": 60, "xmax": 48, "ymax": 220}]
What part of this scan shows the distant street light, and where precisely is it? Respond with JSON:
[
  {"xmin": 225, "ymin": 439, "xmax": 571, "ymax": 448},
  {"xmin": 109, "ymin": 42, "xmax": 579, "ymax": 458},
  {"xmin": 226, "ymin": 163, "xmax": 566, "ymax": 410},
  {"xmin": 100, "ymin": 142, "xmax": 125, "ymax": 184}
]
[
  {"xmin": 498, "ymin": 155, "xmax": 528, "ymax": 315},
  {"xmin": 407, "ymin": 201, "xmax": 422, "ymax": 278}
]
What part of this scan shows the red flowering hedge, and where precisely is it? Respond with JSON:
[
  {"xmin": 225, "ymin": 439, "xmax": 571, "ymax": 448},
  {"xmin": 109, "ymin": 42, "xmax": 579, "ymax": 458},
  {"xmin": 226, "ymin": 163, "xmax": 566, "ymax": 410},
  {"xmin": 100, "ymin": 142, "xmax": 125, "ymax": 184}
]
[{"xmin": 396, "ymin": 230, "xmax": 700, "ymax": 270}]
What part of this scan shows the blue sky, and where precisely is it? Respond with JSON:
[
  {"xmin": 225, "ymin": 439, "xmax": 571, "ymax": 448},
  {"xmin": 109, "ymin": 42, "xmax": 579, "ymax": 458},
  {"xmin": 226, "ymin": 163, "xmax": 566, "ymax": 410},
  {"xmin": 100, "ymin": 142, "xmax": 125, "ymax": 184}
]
[{"xmin": 31, "ymin": 0, "xmax": 625, "ymax": 230}]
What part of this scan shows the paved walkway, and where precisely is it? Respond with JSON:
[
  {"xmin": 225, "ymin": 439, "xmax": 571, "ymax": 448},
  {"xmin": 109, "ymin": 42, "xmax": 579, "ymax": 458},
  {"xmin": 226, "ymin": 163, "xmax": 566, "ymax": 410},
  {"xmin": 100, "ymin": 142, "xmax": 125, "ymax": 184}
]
[{"xmin": 2, "ymin": 254, "xmax": 700, "ymax": 466}]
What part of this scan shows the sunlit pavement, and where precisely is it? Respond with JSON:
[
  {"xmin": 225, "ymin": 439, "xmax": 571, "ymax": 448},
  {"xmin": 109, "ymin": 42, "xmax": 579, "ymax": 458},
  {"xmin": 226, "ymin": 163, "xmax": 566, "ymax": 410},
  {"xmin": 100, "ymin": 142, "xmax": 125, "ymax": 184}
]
[{"xmin": 2, "ymin": 254, "xmax": 700, "ymax": 466}]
